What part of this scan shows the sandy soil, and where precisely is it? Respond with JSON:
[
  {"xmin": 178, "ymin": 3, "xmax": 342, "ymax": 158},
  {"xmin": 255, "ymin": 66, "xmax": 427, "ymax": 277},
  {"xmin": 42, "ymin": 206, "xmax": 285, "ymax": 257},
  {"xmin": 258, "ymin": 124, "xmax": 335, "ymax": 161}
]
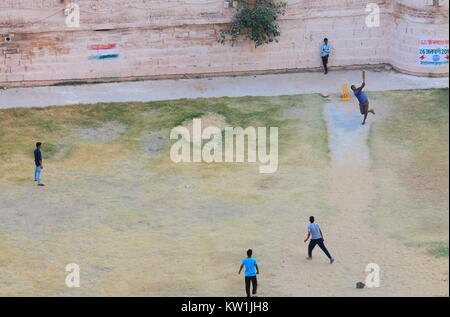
[
  {"xmin": 269, "ymin": 97, "xmax": 448, "ymax": 297},
  {"xmin": 182, "ymin": 113, "xmax": 228, "ymax": 135},
  {"xmin": 73, "ymin": 122, "xmax": 127, "ymax": 143}
]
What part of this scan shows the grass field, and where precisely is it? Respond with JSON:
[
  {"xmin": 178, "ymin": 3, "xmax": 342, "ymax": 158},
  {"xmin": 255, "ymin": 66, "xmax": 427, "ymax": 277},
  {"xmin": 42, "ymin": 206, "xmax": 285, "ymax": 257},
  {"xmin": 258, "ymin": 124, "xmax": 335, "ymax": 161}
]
[
  {"xmin": 0, "ymin": 89, "xmax": 448, "ymax": 296},
  {"xmin": 0, "ymin": 94, "xmax": 332, "ymax": 296}
]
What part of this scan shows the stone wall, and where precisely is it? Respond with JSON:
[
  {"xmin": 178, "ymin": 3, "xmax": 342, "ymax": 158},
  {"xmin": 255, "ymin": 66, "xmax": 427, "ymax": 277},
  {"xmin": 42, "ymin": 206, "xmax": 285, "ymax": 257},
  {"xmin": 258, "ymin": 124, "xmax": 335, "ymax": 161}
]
[
  {"xmin": 388, "ymin": 0, "xmax": 449, "ymax": 76},
  {"xmin": 0, "ymin": 0, "xmax": 448, "ymax": 86}
]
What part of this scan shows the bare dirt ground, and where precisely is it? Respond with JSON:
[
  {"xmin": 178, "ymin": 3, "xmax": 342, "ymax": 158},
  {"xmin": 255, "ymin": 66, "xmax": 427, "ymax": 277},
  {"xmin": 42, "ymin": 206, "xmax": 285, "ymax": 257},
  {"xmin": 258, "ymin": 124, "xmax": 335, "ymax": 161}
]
[{"xmin": 271, "ymin": 97, "xmax": 448, "ymax": 297}]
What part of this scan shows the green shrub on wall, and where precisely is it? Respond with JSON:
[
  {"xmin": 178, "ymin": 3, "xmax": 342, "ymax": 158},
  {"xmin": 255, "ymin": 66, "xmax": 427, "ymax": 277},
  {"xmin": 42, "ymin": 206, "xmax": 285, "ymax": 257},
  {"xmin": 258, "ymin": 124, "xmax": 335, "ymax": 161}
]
[{"xmin": 219, "ymin": 0, "xmax": 288, "ymax": 48}]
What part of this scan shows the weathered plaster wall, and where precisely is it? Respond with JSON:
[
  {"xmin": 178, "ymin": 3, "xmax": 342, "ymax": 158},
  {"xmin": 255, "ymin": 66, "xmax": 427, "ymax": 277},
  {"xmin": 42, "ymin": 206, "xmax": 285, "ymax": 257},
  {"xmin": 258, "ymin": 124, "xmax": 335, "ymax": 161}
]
[
  {"xmin": 0, "ymin": 0, "xmax": 448, "ymax": 86},
  {"xmin": 390, "ymin": 0, "xmax": 449, "ymax": 76}
]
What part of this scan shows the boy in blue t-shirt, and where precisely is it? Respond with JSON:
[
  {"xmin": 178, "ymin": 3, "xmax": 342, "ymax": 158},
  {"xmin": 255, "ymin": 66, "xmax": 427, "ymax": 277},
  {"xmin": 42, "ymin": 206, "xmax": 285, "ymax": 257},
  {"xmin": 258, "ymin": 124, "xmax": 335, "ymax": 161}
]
[
  {"xmin": 351, "ymin": 71, "xmax": 376, "ymax": 125},
  {"xmin": 321, "ymin": 38, "xmax": 331, "ymax": 74},
  {"xmin": 238, "ymin": 249, "xmax": 259, "ymax": 297}
]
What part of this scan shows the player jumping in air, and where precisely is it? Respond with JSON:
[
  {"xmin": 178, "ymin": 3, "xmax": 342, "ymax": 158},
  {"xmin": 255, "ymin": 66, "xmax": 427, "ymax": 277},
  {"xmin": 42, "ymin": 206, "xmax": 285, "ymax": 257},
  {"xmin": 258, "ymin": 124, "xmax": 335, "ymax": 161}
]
[{"xmin": 351, "ymin": 71, "xmax": 375, "ymax": 125}]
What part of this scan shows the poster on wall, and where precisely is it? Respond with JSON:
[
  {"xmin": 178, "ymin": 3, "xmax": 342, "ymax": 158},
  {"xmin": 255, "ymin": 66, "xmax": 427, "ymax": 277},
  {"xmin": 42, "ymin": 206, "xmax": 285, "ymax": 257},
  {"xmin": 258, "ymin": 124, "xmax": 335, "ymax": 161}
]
[{"xmin": 418, "ymin": 39, "xmax": 449, "ymax": 66}]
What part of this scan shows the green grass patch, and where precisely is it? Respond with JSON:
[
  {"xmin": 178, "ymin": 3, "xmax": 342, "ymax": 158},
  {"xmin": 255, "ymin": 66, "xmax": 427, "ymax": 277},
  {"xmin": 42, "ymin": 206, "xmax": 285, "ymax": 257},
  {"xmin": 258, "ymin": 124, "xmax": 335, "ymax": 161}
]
[
  {"xmin": 0, "ymin": 94, "xmax": 327, "ymax": 177},
  {"xmin": 405, "ymin": 241, "xmax": 449, "ymax": 258},
  {"xmin": 41, "ymin": 142, "xmax": 58, "ymax": 159},
  {"xmin": 42, "ymin": 120, "xmax": 60, "ymax": 133},
  {"xmin": 428, "ymin": 242, "xmax": 449, "ymax": 258}
]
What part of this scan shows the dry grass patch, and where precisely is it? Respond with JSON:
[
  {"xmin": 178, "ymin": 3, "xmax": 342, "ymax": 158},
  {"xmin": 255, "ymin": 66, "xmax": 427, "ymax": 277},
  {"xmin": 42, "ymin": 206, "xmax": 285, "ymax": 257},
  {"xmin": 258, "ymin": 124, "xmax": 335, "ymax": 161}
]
[{"xmin": 368, "ymin": 88, "xmax": 449, "ymax": 256}]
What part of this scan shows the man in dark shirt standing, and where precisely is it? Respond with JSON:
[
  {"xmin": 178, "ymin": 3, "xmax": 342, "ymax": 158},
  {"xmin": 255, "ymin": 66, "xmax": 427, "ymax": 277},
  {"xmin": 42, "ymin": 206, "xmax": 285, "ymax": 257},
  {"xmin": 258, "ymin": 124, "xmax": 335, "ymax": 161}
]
[{"xmin": 34, "ymin": 142, "xmax": 45, "ymax": 186}]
